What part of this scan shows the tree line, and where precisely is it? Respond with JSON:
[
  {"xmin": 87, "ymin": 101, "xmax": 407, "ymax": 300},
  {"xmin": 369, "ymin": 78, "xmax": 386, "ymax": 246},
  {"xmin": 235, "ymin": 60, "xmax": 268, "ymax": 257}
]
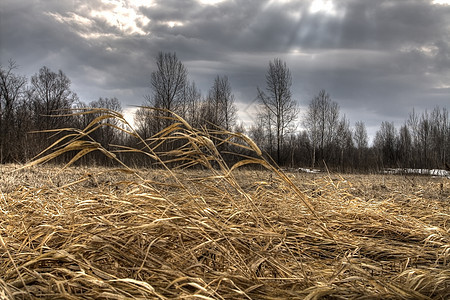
[{"xmin": 1, "ymin": 53, "xmax": 449, "ymax": 171}]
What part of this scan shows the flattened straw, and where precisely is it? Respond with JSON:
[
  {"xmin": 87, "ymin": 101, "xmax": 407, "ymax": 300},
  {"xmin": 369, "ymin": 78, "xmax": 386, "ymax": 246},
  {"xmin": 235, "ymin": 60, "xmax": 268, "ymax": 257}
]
[
  {"xmin": 0, "ymin": 234, "xmax": 30, "ymax": 296},
  {"xmin": 4, "ymin": 107, "xmax": 449, "ymax": 299}
]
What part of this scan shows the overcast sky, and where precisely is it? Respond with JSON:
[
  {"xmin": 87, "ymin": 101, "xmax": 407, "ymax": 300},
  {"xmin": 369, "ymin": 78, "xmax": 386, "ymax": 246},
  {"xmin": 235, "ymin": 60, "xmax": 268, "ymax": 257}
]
[{"xmin": 1, "ymin": 0, "xmax": 449, "ymax": 140}]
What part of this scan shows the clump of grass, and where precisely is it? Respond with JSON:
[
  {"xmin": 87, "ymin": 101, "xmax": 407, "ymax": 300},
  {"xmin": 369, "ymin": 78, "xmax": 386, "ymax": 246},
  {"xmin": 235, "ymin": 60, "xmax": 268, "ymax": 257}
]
[{"xmin": 1, "ymin": 108, "xmax": 449, "ymax": 299}]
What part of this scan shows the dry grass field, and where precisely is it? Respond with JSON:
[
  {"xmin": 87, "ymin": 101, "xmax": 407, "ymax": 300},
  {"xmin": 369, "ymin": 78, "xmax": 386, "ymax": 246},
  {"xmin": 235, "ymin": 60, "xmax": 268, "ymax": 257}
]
[
  {"xmin": 1, "ymin": 164, "xmax": 449, "ymax": 299},
  {"xmin": 1, "ymin": 110, "xmax": 449, "ymax": 299}
]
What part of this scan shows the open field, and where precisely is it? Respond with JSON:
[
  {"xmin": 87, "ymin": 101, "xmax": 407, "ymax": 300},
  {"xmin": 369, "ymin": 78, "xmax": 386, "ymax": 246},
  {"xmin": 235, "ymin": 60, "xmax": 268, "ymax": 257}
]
[{"xmin": 1, "ymin": 164, "xmax": 449, "ymax": 299}]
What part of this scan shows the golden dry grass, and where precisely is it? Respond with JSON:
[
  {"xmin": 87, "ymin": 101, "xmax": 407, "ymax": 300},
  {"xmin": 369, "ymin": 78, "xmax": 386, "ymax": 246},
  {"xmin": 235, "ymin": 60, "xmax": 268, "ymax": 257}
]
[{"xmin": 1, "ymin": 108, "xmax": 449, "ymax": 299}]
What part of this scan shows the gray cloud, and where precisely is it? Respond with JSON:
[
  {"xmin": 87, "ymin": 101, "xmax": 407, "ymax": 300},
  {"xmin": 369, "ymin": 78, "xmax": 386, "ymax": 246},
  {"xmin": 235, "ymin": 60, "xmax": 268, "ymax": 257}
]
[{"xmin": 1, "ymin": 0, "xmax": 449, "ymax": 140}]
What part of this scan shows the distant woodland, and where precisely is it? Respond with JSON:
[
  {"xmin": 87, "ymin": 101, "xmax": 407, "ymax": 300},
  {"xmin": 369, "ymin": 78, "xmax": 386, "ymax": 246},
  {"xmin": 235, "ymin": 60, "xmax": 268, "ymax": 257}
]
[{"xmin": 1, "ymin": 53, "xmax": 449, "ymax": 172}]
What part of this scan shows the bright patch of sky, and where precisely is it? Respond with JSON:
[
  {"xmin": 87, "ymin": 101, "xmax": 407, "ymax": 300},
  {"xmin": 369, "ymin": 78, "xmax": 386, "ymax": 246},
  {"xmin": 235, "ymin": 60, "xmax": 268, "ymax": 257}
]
[
  {"xmin": 198, "ymin": 0, "xmax": 225, "ymax": 4},
  {"xmin": 432, "ymin": 0, "xmax": 450, "ymax": 4},
  {"xmin": 308, "ymin": 0, "xmax": 346, "ymax": 19},
  {"xmin": 50, "ymin": 0, "xmax": 152, "ymax": 37},
  {"xmin": 89, "ymin": 0, "xmax": 151, "ymax": 35},
  {"xmin": 165, "ymin": 21, "xmax": 184, "ymax": 28},
  {"xmin": 309, "ymin": 0, "xmax": 336, "ymax": 15},
  {"xmin": 123, "ymin": 107, "xmax": 138, "ymax": 128}
]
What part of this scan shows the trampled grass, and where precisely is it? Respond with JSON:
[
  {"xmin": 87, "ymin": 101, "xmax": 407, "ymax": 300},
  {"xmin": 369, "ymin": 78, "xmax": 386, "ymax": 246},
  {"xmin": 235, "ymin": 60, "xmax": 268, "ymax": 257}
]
[{"xmin": 0, "ymin": 108, "xmax": 449, "ymax": 299}]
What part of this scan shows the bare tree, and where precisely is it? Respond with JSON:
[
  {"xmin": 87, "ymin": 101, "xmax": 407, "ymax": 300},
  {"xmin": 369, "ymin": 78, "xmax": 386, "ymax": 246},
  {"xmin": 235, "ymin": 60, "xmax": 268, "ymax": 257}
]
[
  {"xmin": 336, "ymin": 115, "xmax": 353, "ymax": 171},
  {"xmin": 134, "ymin": 106, "xmax": 159, "ymax": 142},
  {"xmin": 353, "ymin": 121, "xmax": 368, "ymax": 150},
  {"xmin": 248, "ymin": 114, "xmax": 267, "ymax": 153},
  {"xmin": 440, "ymin": 107, "xmax": 449, "ymax": 167},
  {"xmin": 353, "ymin": 121, "xmax": 368, "ymax": 167},
  {"xmin": 429, "ymin": 107, "xmax": 449, "ymax": 168},
  {"xmin": 303, "ymin": 90, "xmax": 339, "ymax": 168},
  {"xmin": 407, "ymin": 108, "xmax": 421, "ymax": 167},
  {"xmin": 374, "ymin": 121, "xmax": 397, "ymax": 168},
  {"xmin": 303, "ymin": 98, "xmax": 319, "ymax": 168},
  {"xmin": 0, "ymin": 60, "xmax": 27, "ymax": 162},
  {"xmin": 14, "ymin": 97, "xmax": 34, "ymax": 161},
  {"xmin": 418, "ymin": 111, "xmax": 431, "ymax": 168},
  {"xmin": 148, "ymin": 52, "xmax": 187, "ymax": 130},
  {"xmin": 406, "ymin": 107, "xmax": 449, "ymax": 169},
  {"xmin": 88, "ymin": 97, "xmax": 123, "ymax": 147},
  {"xmin": 25, "ymin": 66, "xmax": 78, "ymax": 161},
  {"xmin": 257, "ymin": 58, "xmax": 298, "ymax": 165},
  {"xmin": 29, "ymin": 66, "xmax": 78, "ymax": 131},
  {"xmin": 397, "ymin": 124, "xmax": 412, "ymax": 167},
  {"xmin": 181, "ymin": 81, "xmax": 202, "ymax": 127},
  {"xmin": 202, "ymin": 75, "xmax": 237, "ymax": 130},
  {"xmin": 254, "ymin": 106, "xmax": 274, "ymax": 156}
]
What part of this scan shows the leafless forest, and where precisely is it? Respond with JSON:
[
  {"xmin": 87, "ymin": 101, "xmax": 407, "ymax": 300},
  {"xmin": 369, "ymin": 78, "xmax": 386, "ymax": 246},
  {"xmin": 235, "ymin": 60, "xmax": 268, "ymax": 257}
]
[{"xmin": 1, "ymin": 53, "xmax": 449, "ymax": 171}]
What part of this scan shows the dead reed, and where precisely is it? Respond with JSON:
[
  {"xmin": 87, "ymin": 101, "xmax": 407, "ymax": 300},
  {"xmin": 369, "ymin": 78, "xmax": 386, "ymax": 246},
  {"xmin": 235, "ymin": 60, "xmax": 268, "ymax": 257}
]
[{"xmin": 1, "ymin": 108, "xmax": 449, "ymax": 299}]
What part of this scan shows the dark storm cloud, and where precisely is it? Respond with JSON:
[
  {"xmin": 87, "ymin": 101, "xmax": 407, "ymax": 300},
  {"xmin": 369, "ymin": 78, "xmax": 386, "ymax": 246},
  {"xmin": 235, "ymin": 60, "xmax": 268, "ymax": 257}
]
[{"xmin": 1, "ymin": 0, "xmax": 449, "ymax": 138}]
